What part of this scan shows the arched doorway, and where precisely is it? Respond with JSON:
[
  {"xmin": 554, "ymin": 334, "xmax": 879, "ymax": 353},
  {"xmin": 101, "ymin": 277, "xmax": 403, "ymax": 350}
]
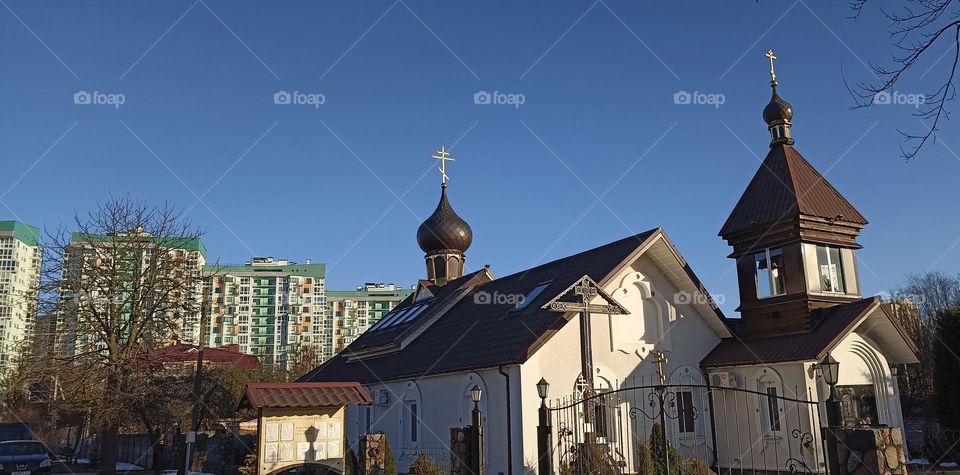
[{"xmin": 267, "ymin": 462, "xmax": 341, "ymax": 475}]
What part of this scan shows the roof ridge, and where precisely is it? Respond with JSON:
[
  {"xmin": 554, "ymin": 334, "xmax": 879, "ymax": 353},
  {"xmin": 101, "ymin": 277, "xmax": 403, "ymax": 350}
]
[{"xmin": 487, "ymin": 228, "xmax": 659, "ymax": 284}]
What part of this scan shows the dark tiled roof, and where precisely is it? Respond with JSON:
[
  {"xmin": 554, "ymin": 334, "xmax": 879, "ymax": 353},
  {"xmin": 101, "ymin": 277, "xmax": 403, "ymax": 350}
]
[
  {"xmin": 301, "ymin": 229, "xmax": 659, "ymax": 384},
  {"xmin": 700, "ymin": 297, "xmax": 878, "ymax": 367},
  {"xmin": 238, "ymin": 382, "xmax": 373, "ymax": 410},
  {"xmin": 719, "ymin": 145, "xmax": 868, "ymax": 238}
]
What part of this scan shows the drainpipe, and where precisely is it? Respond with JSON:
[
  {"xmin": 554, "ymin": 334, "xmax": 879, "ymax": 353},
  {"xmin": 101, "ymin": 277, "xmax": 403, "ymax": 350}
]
[{"xmin": 498, "ymin": 365, "xmax": 513, "ymax": 475}]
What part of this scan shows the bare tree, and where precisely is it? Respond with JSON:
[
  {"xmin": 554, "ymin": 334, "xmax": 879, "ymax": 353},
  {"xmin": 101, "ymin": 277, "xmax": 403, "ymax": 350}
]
[
  {"xmin": 847, "ymin": 0, "xmax": 960, "ymax": 160},
  {"xmin": 39, "ymin": 196, "xmax": 208, "ymax": 475},
  {"xmin": 889, "ymin": 271, "xmax": 960, "ymax": 416}
]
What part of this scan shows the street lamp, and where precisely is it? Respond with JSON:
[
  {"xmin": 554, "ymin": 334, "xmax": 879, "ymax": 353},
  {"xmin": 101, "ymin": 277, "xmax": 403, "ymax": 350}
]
[
  {"xmin": 471, "ymin": 385, "xmax": 482, "ymax": 406},
  {"xmin": 819, "ymin": 354, "xmax": 842, "ymax": 427},
  {"xmin": 536, "ymin": 377, "xmax": 550, "ymax": 403},
  {"xmin": 536, "ymin": 379, "xmax": 553, "ymax": 475},
  {"xmin": 471, "ymin": 385, "xmax": 482, "ymax": 426},
  {"xmin": 469, "ymin": 385, "xmax": 484, "ymax": 475}
]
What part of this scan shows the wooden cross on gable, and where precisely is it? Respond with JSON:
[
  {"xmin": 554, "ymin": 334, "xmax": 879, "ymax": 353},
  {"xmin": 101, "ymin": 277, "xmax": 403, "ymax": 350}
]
[
  {"xmin": 542, "ymin": 276, "xmax": 628, "ymax": 383},
  {"xmin": 543, "ymin": 275, "xmax": 628, "ymax": 437}
]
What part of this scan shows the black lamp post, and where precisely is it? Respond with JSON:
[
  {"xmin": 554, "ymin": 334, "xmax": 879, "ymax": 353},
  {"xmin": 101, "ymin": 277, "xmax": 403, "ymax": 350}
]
[
  {"xmin": 820, "ymin": 354, "xmax": 842, "ymax": 427},
  {"xmin": 470, "ymin": 384, "xmax": 484, "ymax": 475},
  {"xmin": 471, "ymin": 384, "xmax": 483, "ymax": 427},
  {"xmin": 536, "ymin": 378, "xmax": 552, "ymax": 475}
]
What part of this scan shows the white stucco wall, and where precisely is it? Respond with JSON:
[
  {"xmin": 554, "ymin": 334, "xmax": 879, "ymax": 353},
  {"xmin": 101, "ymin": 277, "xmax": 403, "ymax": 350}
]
[
  {"xmin": 344, "ymin": 367, "xmax": 516, "ymax": 473},
  {"xmin": 517, "ymin": 253, "xmax": 725, "ymax": 473},
  {"xmin": 706, "ymin": 327, "xmax": 908, "ymax": 472}
]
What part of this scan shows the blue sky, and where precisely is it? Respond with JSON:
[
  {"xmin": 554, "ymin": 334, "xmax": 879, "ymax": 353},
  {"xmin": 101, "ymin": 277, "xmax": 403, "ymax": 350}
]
[{"xmin": 2, "ymin": 1, "xmax": 958, "ymax": 315}]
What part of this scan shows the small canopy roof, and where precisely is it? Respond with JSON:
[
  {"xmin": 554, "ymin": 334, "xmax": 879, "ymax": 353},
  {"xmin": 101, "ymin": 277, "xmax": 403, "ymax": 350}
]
[{"xmin": 238, "ymin": 382, "xmax": 372, "ymax": 411}]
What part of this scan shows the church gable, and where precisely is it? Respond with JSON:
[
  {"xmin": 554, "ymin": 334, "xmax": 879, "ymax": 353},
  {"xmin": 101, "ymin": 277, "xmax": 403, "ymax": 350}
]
[{"xmin": 302, "ymin": 229, "xmax": 663, "ymax": 384}]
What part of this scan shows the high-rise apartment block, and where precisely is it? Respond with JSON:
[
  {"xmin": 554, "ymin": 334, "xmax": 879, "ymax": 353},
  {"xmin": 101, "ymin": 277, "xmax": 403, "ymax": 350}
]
[{"xmin": 0, "ymin": 221, "xmax": 41, "ymax": 371}]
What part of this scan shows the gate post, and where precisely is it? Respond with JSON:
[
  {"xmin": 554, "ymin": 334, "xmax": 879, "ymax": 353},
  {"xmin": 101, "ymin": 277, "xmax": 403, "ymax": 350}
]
[
  {"xmin": 536, "ymin": 378, "xmax": 552, "ymax": 475},
  {"xmin": 537, "ymin": 402, "xmax": 552, "ymax": 475}
]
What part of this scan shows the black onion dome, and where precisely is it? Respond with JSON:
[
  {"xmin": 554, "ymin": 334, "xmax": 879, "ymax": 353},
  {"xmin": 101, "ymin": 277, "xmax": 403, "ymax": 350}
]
[
  {"xmin": 763, "ymin": 87, "xmax": 794, "ymax": 125},
  {"xmin": 417, "ymin": 186, "xmax": 473, "ymax": 253}
]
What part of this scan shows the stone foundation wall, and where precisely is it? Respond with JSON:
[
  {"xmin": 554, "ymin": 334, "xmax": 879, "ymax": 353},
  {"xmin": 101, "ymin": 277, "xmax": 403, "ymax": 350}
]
[{"xmin": 829, "ymin": 427, "xmax": 908, "ymax": 475}]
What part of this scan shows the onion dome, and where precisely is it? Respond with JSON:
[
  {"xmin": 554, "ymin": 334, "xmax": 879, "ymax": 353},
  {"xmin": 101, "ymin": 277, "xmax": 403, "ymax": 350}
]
[
  {"xmin": 763, "ymin": 86, "xmax": 794, "ymax": 126},
  {"xmin": 416, "ymin": 186, "xmax": 473, "ymax": 254}
]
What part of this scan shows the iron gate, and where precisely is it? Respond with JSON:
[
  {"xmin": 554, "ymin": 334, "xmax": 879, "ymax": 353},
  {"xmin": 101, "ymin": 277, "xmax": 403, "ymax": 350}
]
[{"xmin": 546, "ymin": 376, "xmax": 829, "ymax": 475}]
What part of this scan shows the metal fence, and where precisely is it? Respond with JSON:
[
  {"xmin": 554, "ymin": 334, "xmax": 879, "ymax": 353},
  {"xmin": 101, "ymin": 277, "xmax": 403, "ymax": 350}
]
[{"xmin": 546, "ymin": 377, "xmax": 828, "ymax": 475}]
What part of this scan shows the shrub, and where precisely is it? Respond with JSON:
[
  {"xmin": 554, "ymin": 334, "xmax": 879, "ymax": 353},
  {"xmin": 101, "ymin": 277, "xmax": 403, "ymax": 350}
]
[
  {"xmin": 381, "ymin": 432, "xmax": 398, "ymax": 475},
  {"xmin": 410, "ymin": 452, "xmax": 446, "ymax": 475},
  {"xmin": 679, "ymin": 458, "xmax": 714, "ymax": 475},
  {"xmin": 635, "ymin": 439, "xmax": 655, "ymax": 475},
  {"xmin": 649, "ymin": 422, "xmax": 680, "ymax": 475},
  {"xmin": 558, "ymin": 443, "xmax": 619, "ymax": 475},
  {"xmin": 238, "ymin": 453, "xmax": 257, "ymax": 475},
  {"xmin": 345, "ymin": 444, "xmax": 359, "ymax": 475}
]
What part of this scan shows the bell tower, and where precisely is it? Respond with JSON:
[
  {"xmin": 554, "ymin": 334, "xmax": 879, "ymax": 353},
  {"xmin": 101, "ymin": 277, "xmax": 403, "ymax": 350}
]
[{"xmin": 719, "ymin": 51, "xmax": 869, "ymax": 339}]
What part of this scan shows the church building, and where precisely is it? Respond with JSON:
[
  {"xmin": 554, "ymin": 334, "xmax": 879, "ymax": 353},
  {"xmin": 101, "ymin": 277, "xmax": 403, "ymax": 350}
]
[{"xmin": 303, "ymin": 54, "xmax": 918, "ymax": 474}]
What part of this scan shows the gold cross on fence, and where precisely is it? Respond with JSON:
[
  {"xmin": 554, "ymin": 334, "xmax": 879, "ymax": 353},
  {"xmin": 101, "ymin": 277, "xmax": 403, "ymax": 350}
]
[
  {"xmin": 432, "ymin": 145, "xmax": 455, "ymax": 185},
  {"xmin": 766, "ymin": 49, "xmax": 778, "ymax": 86}
]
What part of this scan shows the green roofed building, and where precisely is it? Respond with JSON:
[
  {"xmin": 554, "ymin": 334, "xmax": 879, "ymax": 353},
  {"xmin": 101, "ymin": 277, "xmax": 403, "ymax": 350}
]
[
  {"xmin": 324, "ymin": 283, "xmax": 413, "ymax": 360},
  {"xmin": 203, "ymin": 257, "xmax": 326, "ymax": 368},
  {"xmin": 0, "ymin": 221, "xmax": 42, "ymax": 372}
]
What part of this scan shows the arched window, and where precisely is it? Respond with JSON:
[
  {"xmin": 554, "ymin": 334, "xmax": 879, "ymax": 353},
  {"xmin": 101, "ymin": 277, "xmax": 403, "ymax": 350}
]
[
  {"xmin": 757, "ymin": 370, "xmax": 784, "ymax": 435},
  {"xmin": 401, "ymin": 381, "xmax": 422, "ymax": 446}
]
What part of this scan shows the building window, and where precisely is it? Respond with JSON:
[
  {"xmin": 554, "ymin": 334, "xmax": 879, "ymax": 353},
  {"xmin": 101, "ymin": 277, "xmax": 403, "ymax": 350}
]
[
  {"xmin": 676, "ymin": 390, "xmax": 696, "ymax": 434},
  {"xmin": 760, "ymin": 380, "xmax": 782, "ymax": 434},
  {"xmin": 754, "ymin": 248, "xmax": 786, "ymax": 298},
  {"xmin": 407, "ymin": 401, "xmax": 419, "ymax": 443},
  {"xmin": 815, "ymin": 245, "xmax": 845, "ymax": 293}
]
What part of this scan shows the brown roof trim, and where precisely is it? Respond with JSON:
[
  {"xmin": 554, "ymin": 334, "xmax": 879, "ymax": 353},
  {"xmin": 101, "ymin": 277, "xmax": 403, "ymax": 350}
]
[
  {"xmin": 238, "ymin": 382, "xmax": 373, "ymax": 411},
  {"xmin": 876, "ymin": 302, "xmax": 921, "ymax": 357},
  {"xmin": 817, "ymin": 297, "xmax": 881, "ymax": 360}
]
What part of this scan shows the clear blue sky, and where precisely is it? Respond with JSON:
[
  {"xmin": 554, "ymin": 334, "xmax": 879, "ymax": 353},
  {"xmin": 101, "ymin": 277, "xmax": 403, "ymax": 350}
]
[{"xmin": 2, "ymin": 1, "xmax": 958, "ymax": 315}]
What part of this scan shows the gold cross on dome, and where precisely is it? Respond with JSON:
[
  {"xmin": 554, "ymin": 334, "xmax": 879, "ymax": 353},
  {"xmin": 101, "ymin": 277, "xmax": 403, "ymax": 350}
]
[
  {"xmin": 765, "ymin": 49, "xmax": 778, "ymax": 86},
  {"xmin": 432, "ymin": 145, "xmax": 455, "ymax": 185}
]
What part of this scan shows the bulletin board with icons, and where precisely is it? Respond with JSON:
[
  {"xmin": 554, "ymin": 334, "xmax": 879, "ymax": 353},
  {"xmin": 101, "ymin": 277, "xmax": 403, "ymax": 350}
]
[{"xmin": 258, "ymin": 408, "xmax": 346, "ymax": 475}]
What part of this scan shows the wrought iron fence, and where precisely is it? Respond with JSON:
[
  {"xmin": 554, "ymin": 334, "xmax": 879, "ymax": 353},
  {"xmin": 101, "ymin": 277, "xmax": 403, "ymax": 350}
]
[{"xmin": 546, "ymin": 376, "xmax": 829, "ymax": 475}]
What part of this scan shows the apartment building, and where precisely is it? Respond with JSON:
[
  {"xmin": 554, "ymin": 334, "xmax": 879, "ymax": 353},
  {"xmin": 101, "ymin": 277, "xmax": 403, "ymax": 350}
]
[
  {"xmin": 0, "ymin": 221, "xmax": 42, "ymax": 371},
  {"xmin": 323, "ymin": 283, "xmax": 412, "ymax": 360},
  {"xmin": 204, "ymin": 257, "xmax": 325, "ymax": 368}
]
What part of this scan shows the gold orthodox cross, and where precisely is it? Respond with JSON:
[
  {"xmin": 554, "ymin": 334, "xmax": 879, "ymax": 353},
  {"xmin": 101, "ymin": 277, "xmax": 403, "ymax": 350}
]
[
  {"xmin": 432, "ymin": 146, "xmax": 454, "ymax": 185},
  {"xmin": 766, "ymin": 49, "xmax": 778, "ymax": 86}
]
